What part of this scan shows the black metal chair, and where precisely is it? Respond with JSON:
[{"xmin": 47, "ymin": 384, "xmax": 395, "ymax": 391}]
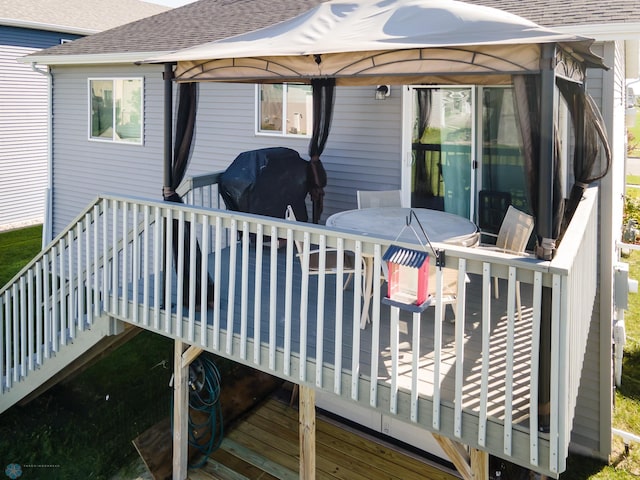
[{"xmin": 477, "ymin": 190, "xmax": 512, "ymax": 243}]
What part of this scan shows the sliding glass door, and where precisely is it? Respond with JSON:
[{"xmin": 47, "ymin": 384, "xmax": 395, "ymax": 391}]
[
  {"xmin": 403, "ymin": 85, "xmax": 530, "ymax": 231},
  {"xmin": 406, "ymin": 86, "xmax": 475, "ymax": 219}
]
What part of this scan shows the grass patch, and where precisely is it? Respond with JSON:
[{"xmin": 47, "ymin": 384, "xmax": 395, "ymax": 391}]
[
  {"xmin": 0, "ymin": 225, "xmax": 43, "ymax": 287},
  {"xmin": 627, "ymin": 175, "xmax": 640, "ymax": 186},
  {"xmin": 0, "ymin": 331, "xmax": 174, "ymax": 479}
]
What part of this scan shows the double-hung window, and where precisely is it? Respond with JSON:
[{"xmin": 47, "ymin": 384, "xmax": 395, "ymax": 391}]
[
  {"xmin": 89, "ymin": 78, "xmax": 143, "ymax": 144},
  {"xmin": 257, "ymin": 84, "xmax": 312, "ymax": 137}
]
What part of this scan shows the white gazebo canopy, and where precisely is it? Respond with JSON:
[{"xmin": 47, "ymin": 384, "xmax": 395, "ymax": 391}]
[{"xmin": 149, "ymin": 0, "xmax": 605, "ymax": 85}]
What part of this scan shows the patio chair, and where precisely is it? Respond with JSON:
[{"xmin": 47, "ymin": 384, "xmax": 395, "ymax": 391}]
[
  {"xmin": 479, "ymin": 205, "xmax": 535, "ymax": 321},
  {"xmin": 356, "ymin": 189, "xmax": 402, "ymax": 209},
  {"xmin": 477, "ymin": 190, "xmax": 512, "ymax": 242},
  {"xmin": 285, "ymin": 205, "xmax": 364, "ymax": 290}
]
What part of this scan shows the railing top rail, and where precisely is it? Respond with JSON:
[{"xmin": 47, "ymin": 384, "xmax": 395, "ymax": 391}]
[{"xmin": 549, "ymin": 186, "xmax": 598, "ymax": 274}]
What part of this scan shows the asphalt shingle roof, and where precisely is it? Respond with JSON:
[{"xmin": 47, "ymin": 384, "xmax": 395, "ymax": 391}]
[
  {"xmin": 0, "ymin": 0, "xmax": 169, "ymax": 34},
  {"xmin": 28, "ymin": 0, "xmax": 640, "ymax": 59}
]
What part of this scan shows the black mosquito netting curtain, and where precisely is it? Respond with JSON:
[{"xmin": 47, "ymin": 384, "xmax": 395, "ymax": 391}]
[
  {"xmin": 308, "ymin": 78, "xmax": 335, "ymax": 224},
  {"xmin": 163, "ymin": 82, "xmax": 214, "ymax": 306},
  {"xmin": 513, "ymin": 74, "xmax": 611, "ymax": 253},
  {"xmin": 557, "ymin": 78, "xmax": 611, "ymax": 231},
  {"xmin": 415, "ymin": 89, "xmax": 438, "ymax": 197}
]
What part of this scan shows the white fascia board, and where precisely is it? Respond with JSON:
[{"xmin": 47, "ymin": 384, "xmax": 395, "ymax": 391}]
[
  {"xmin": 0, "ymin": 17, "xmax": 98, "ymax": 35},
  {"xmin": 553, "ymin": 23, "xmax": 640, "ymax": 41},
  {"xmin": 17, "ymin": 51, "xmax": 176, "ymax": 66}
]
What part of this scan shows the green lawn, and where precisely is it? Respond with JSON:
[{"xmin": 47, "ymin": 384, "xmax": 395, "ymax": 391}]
[
  {"xmin": 0, "ymin": 225, "xmax": 43, "ymax": 287},
  {"xmin": 629, "ymin": 110, "xmax": 640, "ymax": 158}
]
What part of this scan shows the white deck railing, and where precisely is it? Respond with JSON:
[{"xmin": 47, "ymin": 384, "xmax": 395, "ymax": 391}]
[{"xmin": 0, "ymin": 185, "xmax": 599, "ymax": 478}]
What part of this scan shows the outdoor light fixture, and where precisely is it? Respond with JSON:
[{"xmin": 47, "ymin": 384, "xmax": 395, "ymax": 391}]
[{"xmin": 375, "ymin": 85, "xmax": 390, "ymax": 100}]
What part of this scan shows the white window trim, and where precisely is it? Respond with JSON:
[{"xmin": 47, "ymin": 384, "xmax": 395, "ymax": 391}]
[
  {"xmin": 88, "ymin": 77, "xmax": 144, "ymax": 145},
  {"xmin": 254, "ymin": 84, "xmax": 312, "ymax": 138}
]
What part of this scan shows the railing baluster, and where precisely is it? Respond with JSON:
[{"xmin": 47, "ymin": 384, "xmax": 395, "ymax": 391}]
[
  {"xmin": 59, "ymin": 237, "xmax": 67, "ymax": 346},
  {"xmin": 132, "ymin": 203, "xmax": 139, "ymax": 324},
  {"xmin": 76, "ymin": 221, "xmax": 84, "ymax": 332},
  {"xmin": 2, "ymin": 291, "xmax": 7, "ymax": 389},
  {"xmin": 199, "ymin": 215, "xmax": 210, "ymax": 347},
  {"xmin": 121, "ymin": 201, "xmax": 129, "ymax": 319},
  {"xmin": 432, "ymin": 266, "xmax": 443, "ymax": 431},
  {"xmin": 143, "ymin": 205, "xmax": 151, "ymax": 327},
  {"xmin": 478, "ymin": 262, "xmax": 492, "ymax": 447},
  {"xmin": 84, "ymin": 213, "xmax": 92, "ymax": 328},
  {"xmin": 283, "ymin": 226, "xmax": 294, "ymax": 376},
  {"xmin": 369, "ymin": 245, "xmax": 382, "ymax": 407},
  {"xmin": 154, "ymin": 206, "xmax": 162, "ymax": 331},
  {"xmin": 389, "ymin": 305, "xmax": 399, "ymax": 414},
  {"xmin": 19, "ymin": 278, "xmax": 26, "ymax": 378},
  {"xmin": 529, "ymin": 271, "xmax": 543, "ymax": 467},
  {"xmin": 27, "ymin": 269, "xmax": 34, "ymax": 372},
  {"xmin": 164, "ymin": 208, "xmax": 174, "ymax": 335},
  {"xmin": 268, "ymin": 226, "xmax": 277, "ymax": 371},
  {"xmin": 187, "ymin": 211, "xmax": 197, "ymax": 340},
  {"xmin": 212, "ymin": 216, "xmax": 222, "ymax": 350},
  {"xmin": 315, "ymin": 236, "xmax": 327, "ymax": 389},
  {"xmin": 225, "ymin": 219, "xmax": 238, "ymax": 355},
  {"xmin": 176, "ymin": 210, "xmax": 186, "ymax": 339},
  {"xmin": 333, "ymin": 238, "xmax": 345, "ymax": 396},
  {"xmin": 111, "ymin": 200, "xmax": 118, "ymax": 316},
  {"xmin": 252, "ymin": 223, "xmax": 263, "ymax": 364},
  {"xmin": 351, "ymin": 241, "xmax": 363, "ymax": 401},
  {"xmin": 43, "ymin": 252, "xmax": 51, "ymax": 359},
  {"xmin": 10, "ymin": 286, "xmax": 18, "ymax": 383},
  {"xmin": 454, "ymin": 258, "xmax": 467, "ymax": 438},
  {"xmin": 67, "ymin": 230, "xmax": 75, "ymax": 340},
  {"xmin": 102, "ymin": 200, "xmax": 108, "ymax": 315},
  {"xmin": 410, "ymin": 309, "xmax": 421, "ymax": 422},
  {"xmin": 51, "ymin": 244, "xmax": 59, "ymax": 352},
  {"xmin": 93, "ymin": 204, "xmax": 100, "ymax": 319},
  {"xmin": 298, "ymin": 232, "xmax": 311, "ymax": 383},
  {"xmin": 239, "ymin": 222, "xmax": 250, "ymax": 360},
  {"xmin": 503, "ymin": 266, "xmax": 517, "ymax": 456}
]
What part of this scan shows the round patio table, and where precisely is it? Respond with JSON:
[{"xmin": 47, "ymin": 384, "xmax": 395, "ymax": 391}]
[
  {"xmin": 326, "ymin": 207, "xmax": 479, "ymax": 327},
  {"xmin": 325, "ymin": 207, "xmax": 479, "ymax": 247}
]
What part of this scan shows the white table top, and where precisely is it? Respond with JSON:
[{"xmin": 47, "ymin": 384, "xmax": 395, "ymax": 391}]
[{"xmin": 325, "ymin": 207, "xmax": 479, "ymax": 247}]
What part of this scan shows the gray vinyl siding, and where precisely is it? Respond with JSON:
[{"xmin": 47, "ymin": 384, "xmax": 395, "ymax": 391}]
[
  {"xmin": 570, "ymin": 40, "xmax": 625, "ymax": 460},
  {"xmin": 51, "ymin": 70, "xmax": 402, "ymax": 235},
  {"xmin": 51, "ymin": 64, "xmax": 165, "ymax": 235},
  {"xmin": 0, "ymin": 27, "xmax": 80, "ymax": 231}
]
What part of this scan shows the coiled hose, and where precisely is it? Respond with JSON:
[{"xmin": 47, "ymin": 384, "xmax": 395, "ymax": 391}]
[{"xmin": 171, "ymin": 354, "xmax": 223, "ymax": 469}]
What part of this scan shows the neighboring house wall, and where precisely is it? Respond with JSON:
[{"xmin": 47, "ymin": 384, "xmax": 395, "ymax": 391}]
[{"xmin": 0, "ymin": 26, "xmax": 81, "ymax": 232}]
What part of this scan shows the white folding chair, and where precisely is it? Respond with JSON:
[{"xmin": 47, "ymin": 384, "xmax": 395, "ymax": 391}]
[
  {"xmin": 356, "ymin": 190, "xmax": 402, "ymax": 209},
  {"xmin": 285, "ymin": 205, "xmax": 364, "ymax": 289},
  {"xmin": 479, "ymin": 205, "xmax": 534, "ymax": 320}
]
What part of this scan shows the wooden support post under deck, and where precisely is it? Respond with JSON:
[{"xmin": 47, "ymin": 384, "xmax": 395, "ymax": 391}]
[
  {"xmin": 470, "ymin": 448, "xmax": 489, "ymax": 480},
  {"xmin": 433, "ymin": 433, "xmax": 488, "ymax": 480},
  {"xmin": 299, "ymin": 385, "xmax": 316, "ymax": 479},
  {"xmin": 172, "ymin": 341, "xmax": 203, "ymax": 480}
]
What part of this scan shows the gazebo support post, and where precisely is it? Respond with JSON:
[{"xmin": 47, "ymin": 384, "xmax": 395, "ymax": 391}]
[
  {"xmin": 537, "ymin": 42, "xmax": 558, "ymax": 433},
  {"xmin": 163, "ymin": 63, "xmax": 174, "ymax": 191}
]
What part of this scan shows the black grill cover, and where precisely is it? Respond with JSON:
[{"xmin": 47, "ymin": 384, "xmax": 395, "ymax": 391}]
[{"xmin": 219, "ymin": 147, "xmax": 309, "ymax": 221}]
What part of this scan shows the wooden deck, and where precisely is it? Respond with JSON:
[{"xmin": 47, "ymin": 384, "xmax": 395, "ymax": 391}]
[
  {"xmin": 179, "ymin": 243, "xmax": 537, "ymax": 427},
  {"xmin": 188, "ymin": 393, "xmax": 460, "ymax": 480}
]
